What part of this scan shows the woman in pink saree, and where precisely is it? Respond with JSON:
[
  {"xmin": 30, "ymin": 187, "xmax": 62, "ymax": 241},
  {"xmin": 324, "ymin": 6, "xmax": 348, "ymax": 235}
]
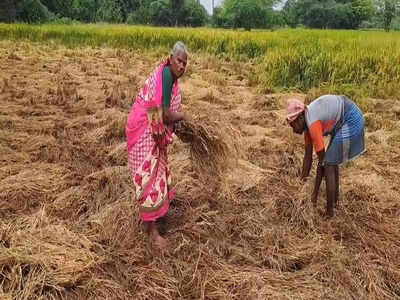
[{"xmin": 126, "ymin": 42, "xmax": 190, "ymax": 249}]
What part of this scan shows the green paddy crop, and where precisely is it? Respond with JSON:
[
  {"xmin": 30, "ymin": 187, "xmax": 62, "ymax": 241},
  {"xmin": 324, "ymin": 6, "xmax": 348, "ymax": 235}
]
[{"xmin": 1, "ymin": 24, "xmax": 399, "ymax": 99}]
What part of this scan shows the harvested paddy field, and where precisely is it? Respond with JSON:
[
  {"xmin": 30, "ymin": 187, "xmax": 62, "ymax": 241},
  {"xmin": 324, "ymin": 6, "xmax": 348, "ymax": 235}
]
[{"xmin": 1, "ymin": 40, "xmax": 400, "ymax": 299}]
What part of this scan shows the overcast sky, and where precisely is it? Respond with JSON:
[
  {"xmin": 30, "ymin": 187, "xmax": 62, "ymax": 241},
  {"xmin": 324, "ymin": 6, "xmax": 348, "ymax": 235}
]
[{"xmin": 200, "ymin": 0, "xmax": 286, "ymax": 15}]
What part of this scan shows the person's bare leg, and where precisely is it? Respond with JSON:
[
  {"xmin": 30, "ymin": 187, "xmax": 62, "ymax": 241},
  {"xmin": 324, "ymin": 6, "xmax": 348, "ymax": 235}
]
[
  {"xmin": 148, "ymin": 221, "xmax": 169, "ymax": 249},
  {"xmin": 312, "ymin": 164, "xmax": 324, "ymax": 207},
  {"xmin": 325, "ymin": 165, "xmax": 336, "ymax": 218},
  {"xmin": 334, "ymin": 165, "xmax": 339, "ymax": 208}
]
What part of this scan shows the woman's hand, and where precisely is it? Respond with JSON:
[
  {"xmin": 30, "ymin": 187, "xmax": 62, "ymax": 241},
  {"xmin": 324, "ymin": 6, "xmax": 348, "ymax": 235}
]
[
  {"xmin": 183, "ymin": 112, "xmax": 192, "ymax": 123},
  {"xmin": 311, "ymin": 150, "xmax": 325, "ymax": 207},
  {"xmin": 163, "ymin": 108, "xmax": 185, "ymax": 124}
]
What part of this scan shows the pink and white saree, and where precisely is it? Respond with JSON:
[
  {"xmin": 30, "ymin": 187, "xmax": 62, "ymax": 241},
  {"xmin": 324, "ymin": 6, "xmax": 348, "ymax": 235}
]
[{"xmin": 126, "ymin": 59, "xmax": 181, "ymax": 222}]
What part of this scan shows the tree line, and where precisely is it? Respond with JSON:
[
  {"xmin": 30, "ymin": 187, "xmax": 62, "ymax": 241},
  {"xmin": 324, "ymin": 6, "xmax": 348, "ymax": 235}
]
[
  {"xmin": 0, "ymin": 0, "xmax": 399, "ymax": 31},
  {"xmin": 281, "ymin": 0, "xmax": 400, "ymax": 31},
  {"xmin": 0, "ymin": 0, "xmax": 208, "ymax": 26}
]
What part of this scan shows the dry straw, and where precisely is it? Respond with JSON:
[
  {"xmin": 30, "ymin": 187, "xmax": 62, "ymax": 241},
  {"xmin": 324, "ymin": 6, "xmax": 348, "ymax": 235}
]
[
  {"xmin": 1, "ymin": 41, "xmax": 400, "ymax": 299},
  {"xmin": 174, "ymin": 118, "xmax": 241, "ymax": 178}
]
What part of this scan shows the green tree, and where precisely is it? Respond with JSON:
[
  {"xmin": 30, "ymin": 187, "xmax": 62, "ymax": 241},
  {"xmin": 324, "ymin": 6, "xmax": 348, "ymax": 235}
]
[
  {"xmin": 379, "ymin": 0, "xmax": 400, "ymax": 31},
  {"xmin": 349, "ymin": 0, "xmax": 374, "ymax": 28},
  {"xmin": 149, "ymin": 0, "xmax": 172, "ymax": 26},
  {"xmin": 287, "ymin": 0, "xmax": 373, "ymax": 29},
  {"xmin": 282, "ymin": 0, "xmax": 299, "ymax": 27},
  {"xmin": 96, "ymin": 0, "xmax": 123, "ymax": 23},
  {"xmin": 391, "ymin": 15, "xmax": 400, "ymax": 29},
  {"xmin": 211, "ymin": 6, "xmax": 223, "ymax": 26},
  {"xmin": 182, "ymin": 0, "xmax": 208, "ymax": 27},
  {"xmin": 268, "ymin": 10, "xmax": 285, "ymax": 28},
  {"xmin": 72, "ymin": 0, "xmax": 98, "ymax": 22},
  {"xmin": 0, "ymin": 0, "xmax": 23, "ymax": 22},
  {"xmin": 326, "ymin": 2, "xmax": 355, "ymax": 28},
  {"xmin": 171, "ymin": 0, "xmax": 184, "ymax": 25},
  {"xmin": 114, "ymin": 0, "xmax": 141, "ymax": 21},
  {"xmin": 41, "ymin": 0, "xmax": 74, "ymax": 17},
  {"xmin": 213, "ymin": 6, "xmax": 233, "ymax": 27},
  {"xmin": 218, "ymin": 0, "xmax": 276, "ymax": 30},
  {"xmin": 17, "ymin": 0, "xmax": 52, "ymax": 23},
  {"xmin": 126, "ymin": 1, "xmax": 151, "ymax": 24}
]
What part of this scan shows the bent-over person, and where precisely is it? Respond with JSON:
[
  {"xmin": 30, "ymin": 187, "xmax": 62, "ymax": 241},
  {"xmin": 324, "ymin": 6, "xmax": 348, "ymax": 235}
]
[{"xmin": 286, "ymin": 95, "xmax": 365, "ymax": 217}]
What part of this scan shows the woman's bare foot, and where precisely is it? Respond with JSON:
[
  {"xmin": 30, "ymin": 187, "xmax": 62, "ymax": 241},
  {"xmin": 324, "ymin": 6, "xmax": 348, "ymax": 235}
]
[
  {"xmin": 152, "ymin": 234, "xmax": 170, "ymax": 250},
  {"xmin": 149, "ymin": 221, "xmax": 170, "ymax": 251},
  {"xmin": 324, "ymin": 209, "xmax": 334, "ymax": 219}
]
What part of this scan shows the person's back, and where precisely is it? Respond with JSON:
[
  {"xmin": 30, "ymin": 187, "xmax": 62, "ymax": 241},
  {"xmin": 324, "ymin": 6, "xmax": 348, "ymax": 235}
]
[
  {"xmin": 306, "ymin": 95, "xmax": 344, "ymax": 136},
  {"xmin": 286, "ymin": 94, "xmax": 365, "ymax": 217}
]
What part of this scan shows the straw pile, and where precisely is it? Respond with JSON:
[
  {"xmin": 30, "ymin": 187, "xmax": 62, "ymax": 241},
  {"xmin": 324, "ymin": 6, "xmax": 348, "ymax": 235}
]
[{"xmin": 174, "ymin": 118, "xmax": 240, "ymax": 177}]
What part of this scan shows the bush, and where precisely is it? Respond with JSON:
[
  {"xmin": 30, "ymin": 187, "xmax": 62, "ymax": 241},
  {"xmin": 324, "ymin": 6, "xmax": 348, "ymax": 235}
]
[
  {"xmin": 359, "ymin": 20, "xmax": 377, "ymax": 29},
  {"xmin": 126, "ymin": 13, "xmax": 137, "ymax": 25},
  {"xmin": 51, "ymin": 17, "xmax": 76, "ymax": 25}
]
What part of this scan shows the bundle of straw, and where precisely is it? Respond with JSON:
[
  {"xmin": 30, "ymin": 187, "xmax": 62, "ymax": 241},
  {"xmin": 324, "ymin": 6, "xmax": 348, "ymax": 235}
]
[{"xmin": 174, "ymin": 119, "xmax": 237, "ymax": 177}]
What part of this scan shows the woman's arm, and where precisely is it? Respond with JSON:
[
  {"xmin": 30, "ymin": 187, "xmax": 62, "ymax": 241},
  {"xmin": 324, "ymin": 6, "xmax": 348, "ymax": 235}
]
[
  {"xmin": 161, "ymin": 66, "xmax": 182, "ymax": 124},
  {"xmin": 312, "ymin": 149, "xmax": 325, "ymax": 204},
  {"xmin": 163, "ymin": 108, "xmax": 190, "ymax": 124},
  {"xmin": 307, "ymin": 121, "xmax": 325, "ymax": 204},
  {"xmin": 301, "ymin": 143, "xmax": 313, "ymax": 179}
]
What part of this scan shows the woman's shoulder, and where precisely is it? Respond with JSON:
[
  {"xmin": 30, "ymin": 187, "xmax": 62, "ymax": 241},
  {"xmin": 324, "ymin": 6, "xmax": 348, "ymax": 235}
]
[{"xmin": 163, "ymin": 65, "xmax": 172, "ymax": 75}]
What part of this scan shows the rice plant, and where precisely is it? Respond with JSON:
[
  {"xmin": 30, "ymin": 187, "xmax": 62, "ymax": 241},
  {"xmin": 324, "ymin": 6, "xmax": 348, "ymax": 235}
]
[{"xmin": 1, "ymin": 24, "xmax": 399, "ymax": 98}]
